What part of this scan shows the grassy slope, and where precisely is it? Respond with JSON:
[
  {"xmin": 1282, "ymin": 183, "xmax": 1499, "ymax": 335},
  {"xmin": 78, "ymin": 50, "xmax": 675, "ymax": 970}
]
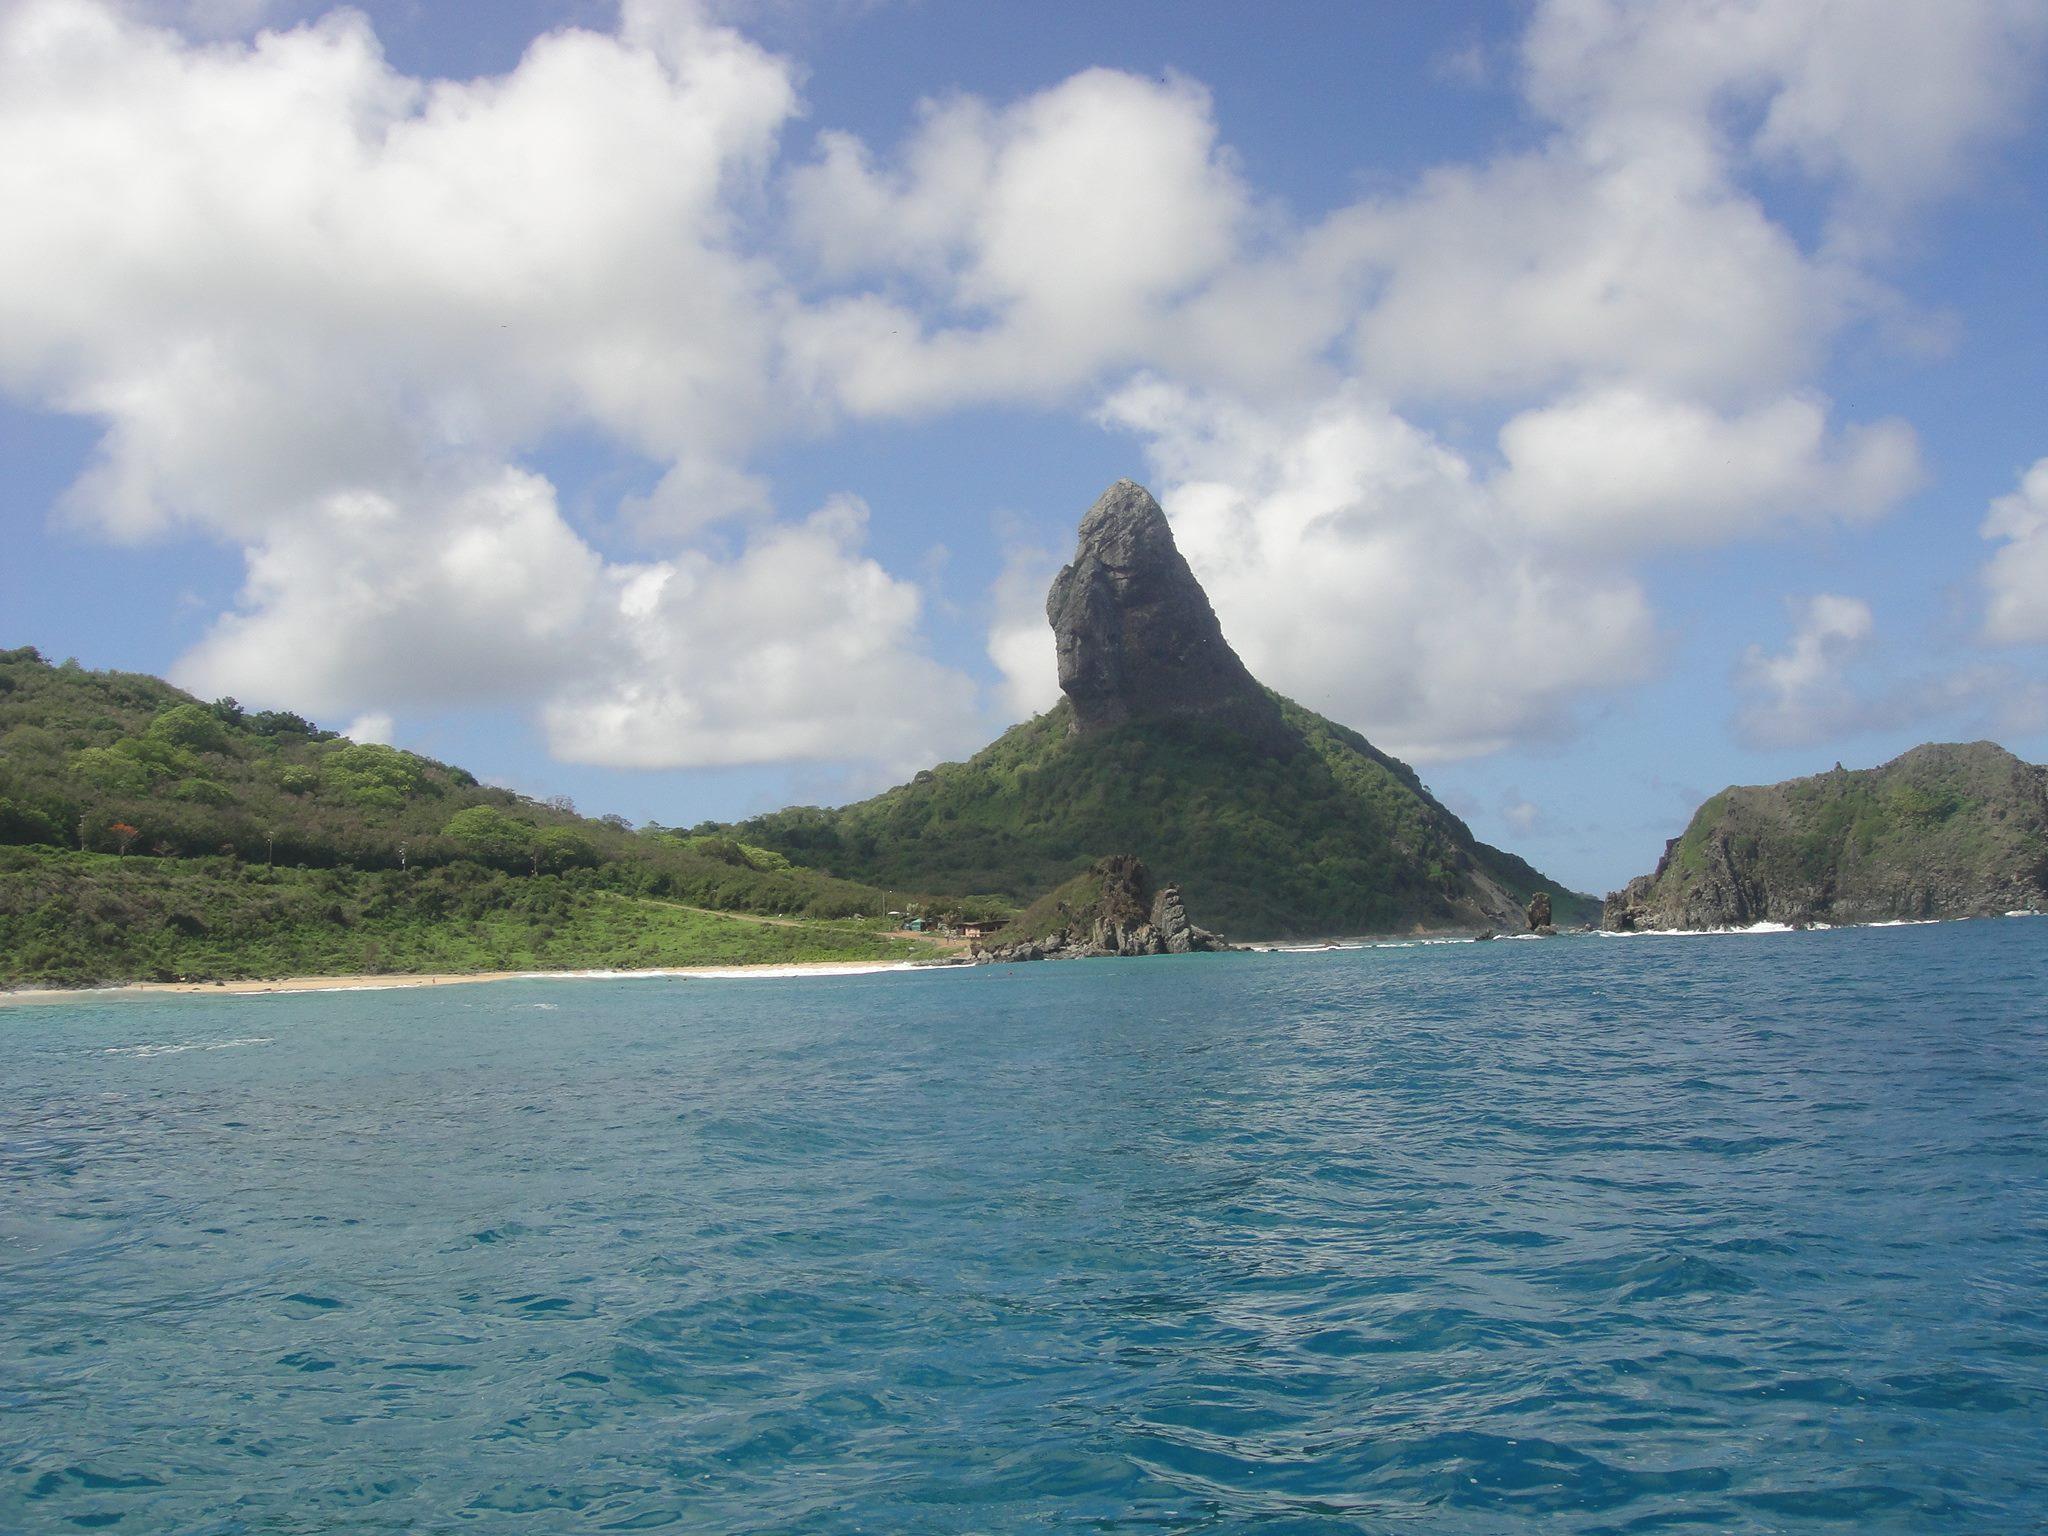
[
  {"xmin": 0, "ymin": 647, "xmax": 992, "ymax": 987},
  {"xmin": 1649, "ymin": 742, "xmax": 2048, "ymax": 915},
  {"xmin": 0, "ymin": 849, "xmax": 932, "ymax": 987},
  {"xmin": 733, "ymin": 695, "xmax": 1595, "ymax": 938}
]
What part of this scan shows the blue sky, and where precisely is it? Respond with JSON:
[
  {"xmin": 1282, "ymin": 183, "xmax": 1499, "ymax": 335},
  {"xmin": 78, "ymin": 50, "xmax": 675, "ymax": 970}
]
[{"xmin": 3, "ymin": 0, "xmax": 2046, "ymax": 895}]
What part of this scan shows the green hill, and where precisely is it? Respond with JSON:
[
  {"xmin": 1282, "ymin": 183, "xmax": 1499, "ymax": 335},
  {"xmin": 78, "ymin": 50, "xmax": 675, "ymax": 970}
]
[
  {"xmin": 0, "ymin": 646, "xmax": 999, "ymax": 988},
  {"xmin": 727, "ymin": 482, "xmax": 1593, "ymax": 940},
  {"xmin": 730, "ymin": 693, "xmax": 1588, "ymax": 939},
  {"xmin": 1604, "ymin": 741, "xmax": 2048, "ymax": 930}
]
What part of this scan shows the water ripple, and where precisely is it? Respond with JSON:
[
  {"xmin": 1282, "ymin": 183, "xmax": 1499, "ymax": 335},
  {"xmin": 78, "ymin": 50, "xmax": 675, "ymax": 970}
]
[{"xmin": 2, "ymin": 919, "xmax": 2045, "ymax": 1532}]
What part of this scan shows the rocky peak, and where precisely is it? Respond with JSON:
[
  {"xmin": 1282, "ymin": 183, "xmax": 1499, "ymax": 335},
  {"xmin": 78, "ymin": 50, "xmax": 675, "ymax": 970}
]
[{"xmin": 1047, "ymin": 480, "xmax": 1285, "ymax": 743}]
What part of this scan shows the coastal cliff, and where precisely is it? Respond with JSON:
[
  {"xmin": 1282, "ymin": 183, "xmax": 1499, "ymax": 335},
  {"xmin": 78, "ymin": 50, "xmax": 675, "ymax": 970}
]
[
  {"xmin": 1603, "ymin": 742, "xmax": 2048, "ymax": 931},
  {"xmin": 734, "ymin": 480, "xmax": 1594, "ymax": 939}
]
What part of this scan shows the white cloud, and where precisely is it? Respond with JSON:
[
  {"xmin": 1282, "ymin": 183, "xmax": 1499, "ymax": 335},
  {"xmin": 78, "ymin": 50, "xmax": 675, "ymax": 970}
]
[
  {"xmin": 1736, "ymin": 587, "xmax": 2048, "ymax": 750},
  {"xmin": 1328, "ymin": 135, "xmax": 1857, "ymax": 405},
  {"xmin": 785, "ymin": 67, "xmax": 1250, "ymax": 414},
  {"xmin": 1523, "ymin": 0, "xmax": 2048, "ymax": 244},
  {"xmin": 175, "ymin": 469, "xmax": 607, "ymax": 714},
  {"xmin": 342, "ymin": 711, "xmax": 394, "ymax": 745},
  {"xmin": 1496, "ymin": 387, "xmax": 1919, "ymax": 550},
  {"xmin": 0, "ymin": 1, "xmax": 800, "ymax": 541},
  {"xmin": 178, "ymin": 477, "xmax": 980, "ymax": 769},
  {"xmin": 542, "ymin": 498, "xmax": 982, "ymax": 770},
  {"xmin": 0, "ymin": 0, "xmax": 991, "ymax": 771},
  {"xmin": 6, "ymin": 0, "xmax": 2041, "ymax": 783},
  {"xmin": 985, "ymin": 544, "xmax": 1063, "ymax": 720},
  {"xmin": 1734, "ymin": 593, "xmax": 1875, "ymax": 748},
  {"xmin": 1982, "ymin": 458, "xmax": 2048, "ymax": 647},
  {"xmin": 1093, "ymin": 379, "xmax": 1657, "ymax": 762}
]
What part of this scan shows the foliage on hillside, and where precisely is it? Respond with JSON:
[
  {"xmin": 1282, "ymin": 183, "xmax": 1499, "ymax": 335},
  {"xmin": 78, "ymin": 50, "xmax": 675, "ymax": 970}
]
[
  {"xmin": 730, "ymin": 694, "xmax": 1594, "ymax": 938},
  {"xmin": 0, "ymin": 848, "xmax": 928, "ymax": 987},
  {"xmin": 1606, "ymin": 741, "xmax": 2048, "ymax": 929},
  {"xmin": 0, "ymin": 647, "xmax": 1002, "ymax": 985}
]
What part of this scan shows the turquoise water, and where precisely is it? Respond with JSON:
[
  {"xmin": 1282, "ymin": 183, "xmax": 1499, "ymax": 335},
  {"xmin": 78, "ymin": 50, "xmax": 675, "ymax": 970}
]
[{"xmin": 4, "ymin": 922, "xmax": 2046, "ymax": 1533}]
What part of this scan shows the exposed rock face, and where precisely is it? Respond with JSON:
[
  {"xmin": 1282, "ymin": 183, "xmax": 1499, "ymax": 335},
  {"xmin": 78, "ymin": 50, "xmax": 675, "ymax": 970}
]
[
  {"xmin": 979, "ymin": 854, "xmax": 1231, "ymax": 962},
  {"xmin": 1603, "ymin": 742, "xmax": 2048, "ymax": 931},
  {"xmin": 1526, "ymin": 892, "xmax": 1552, "ymax": 931},
  {"xmin": 1047, "ymin": 480, "xmax": 1286, "ymax": 745}
]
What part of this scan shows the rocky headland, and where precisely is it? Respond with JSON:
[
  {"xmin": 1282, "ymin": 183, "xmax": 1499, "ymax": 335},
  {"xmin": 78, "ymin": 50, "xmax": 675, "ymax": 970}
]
[
  {"xmin": 1603, "ymin": 741, "xmax": 2048, "ymax": 931},
  {"xmin": 974, "ymin": 854, "xmax": 1232, "ymax": 962}
]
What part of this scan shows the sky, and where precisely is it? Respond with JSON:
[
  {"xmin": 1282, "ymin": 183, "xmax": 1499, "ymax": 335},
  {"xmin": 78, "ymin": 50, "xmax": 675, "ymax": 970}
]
[{"xmin": 3, "ymin": 0, "xmax": 2046, "ymax": 895}]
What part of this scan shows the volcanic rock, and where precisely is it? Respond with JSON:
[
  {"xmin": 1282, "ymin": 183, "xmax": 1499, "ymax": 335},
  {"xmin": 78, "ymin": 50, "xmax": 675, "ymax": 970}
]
[{"xmin": 1047, "ymin": 480, "xmax": 1287, "ymax": 745}]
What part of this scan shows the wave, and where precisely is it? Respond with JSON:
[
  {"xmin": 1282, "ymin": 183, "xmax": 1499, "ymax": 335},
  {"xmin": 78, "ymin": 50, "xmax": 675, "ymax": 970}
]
[{"xmin": 100, "ymin": 1036, "xmax": 272, "ymax": 1058}]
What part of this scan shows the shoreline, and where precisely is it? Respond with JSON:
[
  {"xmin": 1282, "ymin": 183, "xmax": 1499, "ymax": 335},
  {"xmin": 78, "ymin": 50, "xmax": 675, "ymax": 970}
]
[{"xmin": 0, "ymin": 958, "xmax": 949, "ymax": 1007}]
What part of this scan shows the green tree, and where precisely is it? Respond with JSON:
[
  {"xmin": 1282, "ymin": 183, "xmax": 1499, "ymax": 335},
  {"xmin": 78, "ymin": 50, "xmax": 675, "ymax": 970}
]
[
  {"xmin": 533, "ymin": 825, "xmax": 599, "ymax": 873},
  {"xmin": 444, "ymin": 805, "xmax": 534, "ymax": 868},
  {"xmin": 148, "ymin": 703, "xmax": 230, "ymax": 754}
]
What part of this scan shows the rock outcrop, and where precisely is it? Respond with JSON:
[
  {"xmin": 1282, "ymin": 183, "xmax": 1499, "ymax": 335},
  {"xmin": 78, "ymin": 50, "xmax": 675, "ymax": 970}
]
[
  {"xmin": 1526, "ymin": 892, "xmax": 1552, "ymax": 932},
  {"xmin": 977, "ymin": 854, "xmax": 1231, "ymax": 962},
  {"xmin": 1603, "ymin": 742, "xmax": 2048, "ymax": 931},
  {"xmin": 1047, "ymin": 480, "xmax": 1288, "ymax": 746}
]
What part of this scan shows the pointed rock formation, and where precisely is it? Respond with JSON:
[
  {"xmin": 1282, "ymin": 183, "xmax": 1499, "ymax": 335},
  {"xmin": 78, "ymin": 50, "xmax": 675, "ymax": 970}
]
[
  {"xmin": 1047, "ymin": 480, "xmax": 1287, "ymax": 745},
  {"xmin": 730, "ymin": 478, "xmax": 1596, "ymax": 938}
]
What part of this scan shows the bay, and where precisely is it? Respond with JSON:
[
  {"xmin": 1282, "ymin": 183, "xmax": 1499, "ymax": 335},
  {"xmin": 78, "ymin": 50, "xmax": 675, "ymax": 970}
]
[{"xmin": 3, "ymin": 919, "xmax": 2045, "ymax": 1532}]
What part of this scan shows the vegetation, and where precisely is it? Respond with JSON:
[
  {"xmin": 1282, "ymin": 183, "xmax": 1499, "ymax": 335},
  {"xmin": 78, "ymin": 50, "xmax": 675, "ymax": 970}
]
[
  {"xmin": 728, "ymin": 694, "xmax": 1595, "ymax": 938},
  {"xmin": 1608, "ymin": 741, "xmax": 2048, "ymax": 928},
  {"xmin": 0, "ymin": 647, "xmax": 1002, "ymax": 987}
]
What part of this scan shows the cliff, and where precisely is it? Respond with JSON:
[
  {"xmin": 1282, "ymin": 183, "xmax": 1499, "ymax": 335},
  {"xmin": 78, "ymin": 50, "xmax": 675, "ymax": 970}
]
[{"xmin": 1603, "ymin": 742, "xmax": 2048, "ymax": 931}]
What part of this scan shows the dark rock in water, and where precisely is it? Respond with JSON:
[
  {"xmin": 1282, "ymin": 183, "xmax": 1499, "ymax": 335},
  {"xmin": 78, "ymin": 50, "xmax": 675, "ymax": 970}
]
[
  {"xmin": 1526, "ymin": 892, "xmax": 1552, "ymax": 931},
  {"xmin": 1603, "ymin": 741, "xmax": 2048, "ymax": 931},
  {"xmin": 981, "ymin": 854, "xmax": 1231, "ymax": 962},
  {"xmin": 1047, "ymin": 480, "xmax": 1287, "ymax": 746}
]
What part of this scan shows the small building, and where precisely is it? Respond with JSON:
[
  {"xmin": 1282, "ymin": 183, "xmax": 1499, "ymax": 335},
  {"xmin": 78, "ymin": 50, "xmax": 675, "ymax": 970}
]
[
  {"xmin": 957, "ymin": 921, "xmax": 988, "ymax": 941},
  {"xmin": 904, "ymin": 916, "xmax": 925, "ymax": 932}
]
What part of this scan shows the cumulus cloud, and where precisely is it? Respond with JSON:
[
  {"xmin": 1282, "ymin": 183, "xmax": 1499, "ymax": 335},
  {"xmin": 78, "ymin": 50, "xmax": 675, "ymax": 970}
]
[
  {"xmin": 985, "ymin": 544, "xmax": 1064, "ymax": 720},
  {"xmin": 1733, "ymin": 594, "xmax": 1876, "ymax": 747},
  {"xmin": 542, "ymin": 498, "xmax": 981, "ymax": 770},
  {"xmin": 1496, "ymin": 388, "xmax": 1919, "ymax": 550},
  {"xmin": 1731, "ymin": 593, "xmax": 2042, "ymax": 749},
  {"xmin": 6, "ymin": 0, "xmax": 2041, "ymax": 780},
  {"xmin": 1524, "ymin": 0, "xmax": 2048, "ymax": 243},
  {"xmin": 179, "ymin": 477, "xmax": 980, "ymax": 768},
  {"xmin": 1093, "ymin": 379, "xmax": 1657, "ymax": 762},
  {"xmin": 0, "ymin": 0, "xmax": 989, "ymax": 769},
  {"xmin": 341, "ymin": 711, "xmax": 395, "ymax": 746},
  {"xmin": 1329, "ymin": 134, "xmax": 1856, "ymax": 405},
  {"xmin": 0, "ymin": 0, "xmax": 798, "ymax": 540},
  {"xmin": 1981, "ymin": 458, "xmax": 2048, "ymax": 646},
  {"xmin": 785, "ymin": 67, "xmax": 1250, "ymax": 414}
]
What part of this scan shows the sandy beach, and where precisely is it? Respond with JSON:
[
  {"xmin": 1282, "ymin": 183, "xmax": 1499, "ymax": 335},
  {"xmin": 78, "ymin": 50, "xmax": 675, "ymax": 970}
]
[{"xmin": 0, "ymin": 959, "xmax": 949, "ymax": 1006}]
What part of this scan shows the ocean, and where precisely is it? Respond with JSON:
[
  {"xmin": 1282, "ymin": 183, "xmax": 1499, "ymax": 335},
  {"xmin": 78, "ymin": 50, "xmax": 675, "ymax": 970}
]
[{"xmin": 4, "ymin": 919, "xmax": 2045, "ymax": 1533}]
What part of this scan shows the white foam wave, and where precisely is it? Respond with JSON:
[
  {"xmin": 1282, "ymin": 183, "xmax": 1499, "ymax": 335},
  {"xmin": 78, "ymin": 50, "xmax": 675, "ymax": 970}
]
[
  {"xmin": 101, "ymin": 1036, "xmax": 272, "ymax": 1058},
  {"xmin": 1596, "ymin": 921, "xmax": 1807, "ymax": 938},
  {"xmin": 511, "ymin": 962, "xmax": 929, "ymax": 982}
]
